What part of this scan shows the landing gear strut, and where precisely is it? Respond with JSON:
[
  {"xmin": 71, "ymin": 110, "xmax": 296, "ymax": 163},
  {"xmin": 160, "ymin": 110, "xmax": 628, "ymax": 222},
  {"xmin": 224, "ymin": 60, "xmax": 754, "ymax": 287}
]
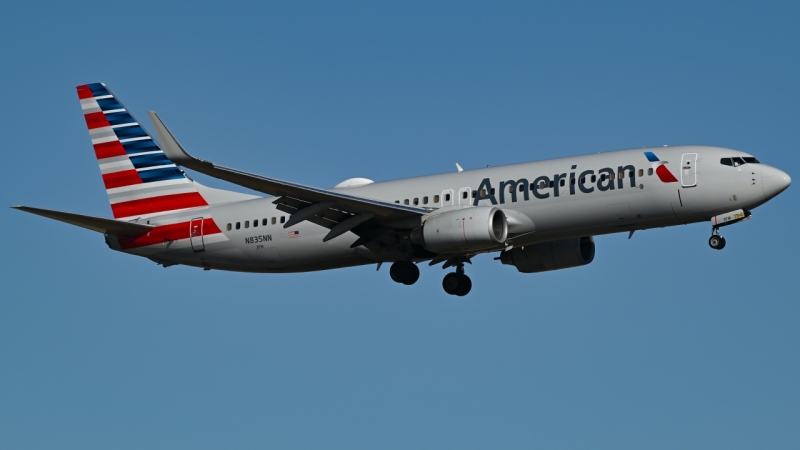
[
  {"xmin": 390, "ymin": 261, "xmax": 420, "ymax": 285},
  {"xmin": 709, "ymin": 227, "xmax": 726, "ymax": 250},
  {"xmin": 442, "ymin": 260, "xmax": 472, "ymax": 296}
]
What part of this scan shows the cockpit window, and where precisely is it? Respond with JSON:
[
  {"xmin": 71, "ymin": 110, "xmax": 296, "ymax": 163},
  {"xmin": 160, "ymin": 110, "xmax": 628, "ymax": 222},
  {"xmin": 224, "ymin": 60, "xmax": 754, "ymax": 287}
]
[
  {"xmin": 743, "ymin": 157, "xmax": 760, "ymax": 164},
  {"xmin": 733, "ymin": 157, "xmax": 745, "ymax": 167},
  {"xmin": 720, "ymin": 158, "xmax": 732, "ymax": 166}
]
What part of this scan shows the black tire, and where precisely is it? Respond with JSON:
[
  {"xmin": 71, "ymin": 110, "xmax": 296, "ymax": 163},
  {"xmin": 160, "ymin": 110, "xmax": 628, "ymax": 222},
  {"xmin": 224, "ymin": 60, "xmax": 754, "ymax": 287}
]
[
  {"xmin": 455, "ymin": 274, "xmax": 472, "ymax": 296},
  {"xmin": 443, "ymin": 272, "xmax": 460, "ymax": 295},
  {"xmin": 717, "ymin": 236, "xmax": 726, "ymax": 250},
  {"xmin": 403, "ymin": 263, "xmax": 420, "ymax": 285},
  {"xmin": 709, "ymin": 235, "xmax": 726, "ymax": 250}
]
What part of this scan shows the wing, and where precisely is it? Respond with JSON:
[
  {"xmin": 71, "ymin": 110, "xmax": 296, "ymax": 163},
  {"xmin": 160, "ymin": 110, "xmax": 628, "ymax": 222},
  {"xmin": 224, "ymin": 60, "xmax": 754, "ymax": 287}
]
[{"xmin": 147, "ymin": 111, "xmax": 427, "ymax": 247}]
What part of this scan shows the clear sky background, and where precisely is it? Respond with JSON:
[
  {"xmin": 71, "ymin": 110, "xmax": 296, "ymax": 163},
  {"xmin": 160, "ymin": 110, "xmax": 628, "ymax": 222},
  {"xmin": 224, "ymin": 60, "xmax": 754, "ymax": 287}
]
[{"xmin": 1, "ymin": 1, "xmax": 798, "ymax": 448}]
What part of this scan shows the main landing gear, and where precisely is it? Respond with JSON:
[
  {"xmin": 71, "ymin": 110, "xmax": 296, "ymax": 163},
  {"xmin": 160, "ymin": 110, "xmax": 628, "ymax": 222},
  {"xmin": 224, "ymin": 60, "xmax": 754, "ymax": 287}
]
[
  {"xmin": 390, "ymin": 260, "xmax": 420, "ymax": 285},
  {"xmin": 709, "ymin": 227, "xmax": 726, "ymax": 250},
  {"xmin": 442, "ymin": 260, "xmax": 472, "ymax": 296}
]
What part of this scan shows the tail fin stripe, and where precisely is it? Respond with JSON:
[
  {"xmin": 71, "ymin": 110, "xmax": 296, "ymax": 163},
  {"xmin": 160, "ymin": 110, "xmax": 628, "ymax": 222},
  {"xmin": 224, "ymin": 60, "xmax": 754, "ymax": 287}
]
[
  {"xmin": 93, "ymin": 141, "xmax": 128, "ymax": 159},
  {"xmin": 122, "ymin": 139, "xmax": 160, "ymax": 154},
  {"xmin": 78, "ymin": 83, "xmax": 209, "ymax": 219},
  {"xmin": 77, "ymin": 85, "xmax": 94, "ymax": 99},
  {"xmin": 110, "ymin": 192, "xmax": 207, "ymax": 218},
  {"xmin": 102, "ymin": 170, "xmax": 143, "ymax": 189},
  {"xmin": 84, "ymin": 111, "xmax": 111, "ymax": 129},
  {"xmin": 113, "ymin": 126, "xmax": 149, "ymax": 140}
]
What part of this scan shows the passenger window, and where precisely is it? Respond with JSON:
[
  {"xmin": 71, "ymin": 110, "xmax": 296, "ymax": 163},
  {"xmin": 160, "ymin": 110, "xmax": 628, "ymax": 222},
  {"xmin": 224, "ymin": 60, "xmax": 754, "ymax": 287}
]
[
  {"xmin": 609, "ymin": 173, "xmax": 615, "ymax": 180},
  {"xmin": 648, "ymin": 168, "xmax": 653, "ymax": 176},
  {"xmin": 638, "ymin": 169, "xmax": 644, "ymax": 177},
  {"xmin": 404, "ymin": 199, "xmax": 409, "ymax": 205},
  {"xmin": 413, "ymin": 198, "xmax": 419, "ymax": 205},
  {"xmin": 508, "ymin": 186, "xmax": 514, "ymax": 193},
  {"xmin": 280, "ymin": 216, "xmax": 285, "ymax": 224},
  {"xmin": 559, "ymin": 179, "xmax": 565, "ymax": 187},
  {"xmin": 245, "ymin": 221, "xmax": 250, "ymax": 228},
  {"xmin": 395, "ymin": 200, "xmax": 399, "ymax": 203},
  {"xmin": 481, "ymin": 189, "xmax": 487, "ymax": 196},
  {"xmin": 472, "ymin": 190, "xmax": 478, "ymax": 198},
  {"xmin": 236, "ymin": 222, "xmax": 240, "ymax": 230},
  {"xmin": 619, "ymin": 172, "xmax": 624, "ymax": 179},
  {"xmin": 601, "ymin": 174, "xmax": 606, "ymax": 181},
  {"xmin": 253, "ymin": 219, "xmax": 258, "ymax": 227},
  {"xmin": 591, "ymin": 175, "xmax": 597, "ymax": 182},
  {"xmin": 423, "ymin": 196, "xmax": 428, "ymax": 204},
  {"xmin": 490, "ymin": 188, "xmax": 496, "ymax": 195},
  {"xmin": 434, "ymin": 195, "xmax": 440, "ymax": 203},
  {"xmin": 271, "ymin": 217, "xmax": 276, "ymax": 225},
  {"xmin": 519, "ymin": 185, "xmax": 525, "ymax": 192},
  {"xmin": 445, "ymin": 193, "xmax": 451, "ymax": 201},
  {"xmin": 226, "ymin": 223, "xmax": 232, "ymax": 231},
  {"xmin": 743, "ymin": 157, "xmax": 760, "ymax": 164},
  {"xmin": 462, "ymin": 191, "xmax": 468, "ymax": 199},
  {"xmin": 549, "ymin": 181, "xmax": 554, "ymax": 188},
  {"xmin": 629, "ymin": 170, "xmax": 635, "ymax": 178},
  {"xmin": 262, "ymin": 219, "xmax": 267, "ymax": 226},
  {"xmin": 540, "ymin": 181, "xmax": 546, "ymax": 189}
]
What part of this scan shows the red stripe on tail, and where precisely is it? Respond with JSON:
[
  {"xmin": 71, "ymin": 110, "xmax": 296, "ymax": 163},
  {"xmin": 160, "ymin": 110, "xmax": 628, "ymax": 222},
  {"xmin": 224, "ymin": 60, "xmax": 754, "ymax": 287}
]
[
  {"xmin": 93, "ymin": 141, "xmax": 127, "ymax": 159},
  {"xmin": 76, "ymin": 85, "xmax": 94, "ymax": 99},
  {"xmin": 84, "ymin": 111, "xmax": 110, "ymax": 129},
  {"xmin": 102, "ymin": 170, "xmax": 142, "ymax": 189},
  {"xmin": 111, "ymin": 192, "xmax": 208, "ymax": 218}
]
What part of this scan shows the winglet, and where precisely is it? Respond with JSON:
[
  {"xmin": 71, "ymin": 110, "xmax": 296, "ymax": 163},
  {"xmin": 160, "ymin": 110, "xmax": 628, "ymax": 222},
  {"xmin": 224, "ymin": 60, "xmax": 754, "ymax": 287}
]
[{"xmin": 147, "ymin": 111, "xmax": 198, "ymax": 166}]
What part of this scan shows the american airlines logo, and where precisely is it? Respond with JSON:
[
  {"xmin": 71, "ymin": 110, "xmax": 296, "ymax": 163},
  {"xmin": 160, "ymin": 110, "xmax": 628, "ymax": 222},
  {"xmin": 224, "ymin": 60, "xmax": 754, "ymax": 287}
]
[{"xmin": 473, "ymin": 152, "xmax": 678, "ymax": 205}]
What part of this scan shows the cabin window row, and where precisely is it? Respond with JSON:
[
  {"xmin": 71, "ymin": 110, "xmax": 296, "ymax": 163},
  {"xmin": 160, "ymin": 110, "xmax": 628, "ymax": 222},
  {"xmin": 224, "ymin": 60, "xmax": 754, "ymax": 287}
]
[{"xmin": 226, "ymin": 215, "xmax": 286, "ymax": 231}]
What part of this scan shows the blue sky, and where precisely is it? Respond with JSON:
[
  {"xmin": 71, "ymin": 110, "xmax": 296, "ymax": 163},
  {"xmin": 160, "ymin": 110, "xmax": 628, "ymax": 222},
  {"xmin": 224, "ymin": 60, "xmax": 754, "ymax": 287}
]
[{"xmin": 1, "ymin": 1, "xmax": 799, "ymax": 448}]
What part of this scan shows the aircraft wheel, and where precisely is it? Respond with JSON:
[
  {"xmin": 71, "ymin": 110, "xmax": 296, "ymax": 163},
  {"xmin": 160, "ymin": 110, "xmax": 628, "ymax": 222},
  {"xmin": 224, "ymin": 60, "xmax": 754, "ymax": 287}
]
[
  {"xmin": 443, "ymin": 273, "xmax": 471, "ymax": 296},
  {"xmin": 455, "ymin": 274, "xmax": 472, "ymax": 296},
  {"xmin": 709, "ymin": 235, "xmax": 726, "ymax": 250},
  {"xmin": 443, "ymin": 272, "xmax": 461, "ymax": 295},
  {"xmin": 390, "ymin": 261, "xmax": 419, "ymax": 285}
]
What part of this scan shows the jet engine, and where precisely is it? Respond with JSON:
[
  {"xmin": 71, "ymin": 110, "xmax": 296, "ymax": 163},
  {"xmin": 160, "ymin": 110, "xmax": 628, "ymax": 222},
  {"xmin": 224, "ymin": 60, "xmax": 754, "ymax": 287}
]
[
  {"xmin": 411, "ymin": 206, "xmax": 508, "ymax": 254},
  {"xmin": 499, "ymin": 236, "xmax": 595, "ymax": 273}
]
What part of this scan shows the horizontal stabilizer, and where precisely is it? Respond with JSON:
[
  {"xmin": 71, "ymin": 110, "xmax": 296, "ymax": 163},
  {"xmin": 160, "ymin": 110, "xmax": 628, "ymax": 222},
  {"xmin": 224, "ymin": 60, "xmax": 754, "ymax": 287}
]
[{"xmin": 12, "ymin": 206, "xmax": 154, "ymax": 235}]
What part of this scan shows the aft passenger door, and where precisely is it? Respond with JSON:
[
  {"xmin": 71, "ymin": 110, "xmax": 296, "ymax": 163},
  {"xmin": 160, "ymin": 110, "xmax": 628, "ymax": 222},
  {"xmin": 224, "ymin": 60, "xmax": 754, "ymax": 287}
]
[
  {"xmin": 681, "ymin": 153, "xmax": 697, "ymax": 187},
  {"xmin": 189, "ymin": 217, "xmax": 205, "ymax": 252}
]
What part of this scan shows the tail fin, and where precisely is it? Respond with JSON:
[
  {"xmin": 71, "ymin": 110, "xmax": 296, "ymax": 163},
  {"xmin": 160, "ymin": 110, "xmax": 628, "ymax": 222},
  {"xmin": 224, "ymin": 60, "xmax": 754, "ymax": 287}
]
[{"xmin": 77, "ymin": 83, "xmax": 208, "ymax": 220}]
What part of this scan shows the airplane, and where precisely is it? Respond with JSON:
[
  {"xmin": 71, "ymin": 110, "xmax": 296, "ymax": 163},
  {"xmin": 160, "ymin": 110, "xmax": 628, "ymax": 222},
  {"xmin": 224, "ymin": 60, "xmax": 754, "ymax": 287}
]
[{"xmin": 13, "ymin": 83, "xmax": 792, "ymax": 296}]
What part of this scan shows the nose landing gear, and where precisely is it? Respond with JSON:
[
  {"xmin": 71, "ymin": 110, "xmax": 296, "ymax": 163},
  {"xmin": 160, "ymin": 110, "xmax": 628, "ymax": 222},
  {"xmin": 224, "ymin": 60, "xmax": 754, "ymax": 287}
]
[
  {"xmin": 389, "ymin": 260, "xmax": 420, "ymax": 285},
  {"xmin": 442, "ymin": 259, "xmax": 472, "ymax": 296},
  {"xmin": 709, "ymin": 227, "xmax": 726, "ymax": 250}
]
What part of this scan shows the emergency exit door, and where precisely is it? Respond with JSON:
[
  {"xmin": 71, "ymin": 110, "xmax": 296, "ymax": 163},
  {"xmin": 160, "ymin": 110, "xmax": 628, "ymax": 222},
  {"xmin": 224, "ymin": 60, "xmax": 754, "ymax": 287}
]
[
  {"xmin": 681, "ymin": 153, "xmax": 697, "ymax": 187},
  {"xmin": 190, "ymin": 217, "xmax": 205, "ymax": 252}
]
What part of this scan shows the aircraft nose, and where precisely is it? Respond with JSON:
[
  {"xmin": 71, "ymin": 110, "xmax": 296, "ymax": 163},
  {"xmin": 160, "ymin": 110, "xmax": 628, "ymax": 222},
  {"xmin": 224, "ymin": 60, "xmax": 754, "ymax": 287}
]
[{"xmin": 761, "ymin": 165, "xmax": 791, "ymax": 199}]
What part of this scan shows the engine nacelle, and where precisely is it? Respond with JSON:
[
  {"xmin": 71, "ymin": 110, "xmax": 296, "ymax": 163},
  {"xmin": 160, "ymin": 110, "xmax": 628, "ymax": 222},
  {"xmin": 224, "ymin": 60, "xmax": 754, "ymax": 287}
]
[
  {"xmin": 499, "ymin": 236, "xmax": 595, "ymax": 273},
  {"xmin": 411, "ymin": 206, "xmax": 508, "ymax": 254}
]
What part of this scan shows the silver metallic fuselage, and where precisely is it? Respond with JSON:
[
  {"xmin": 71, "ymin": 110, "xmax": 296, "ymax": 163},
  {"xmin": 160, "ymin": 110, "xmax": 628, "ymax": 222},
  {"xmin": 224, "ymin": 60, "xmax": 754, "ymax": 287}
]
[{"xmin": 108, "ymin": 145, "xmax": 790, "ymax": 272}]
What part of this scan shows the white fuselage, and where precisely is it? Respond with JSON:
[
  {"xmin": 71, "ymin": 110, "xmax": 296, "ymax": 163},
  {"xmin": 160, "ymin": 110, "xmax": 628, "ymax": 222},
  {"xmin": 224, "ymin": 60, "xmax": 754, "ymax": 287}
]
[{"xmin": 106, "ymin": 145, "xmax": 788, "ymax": 272}]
